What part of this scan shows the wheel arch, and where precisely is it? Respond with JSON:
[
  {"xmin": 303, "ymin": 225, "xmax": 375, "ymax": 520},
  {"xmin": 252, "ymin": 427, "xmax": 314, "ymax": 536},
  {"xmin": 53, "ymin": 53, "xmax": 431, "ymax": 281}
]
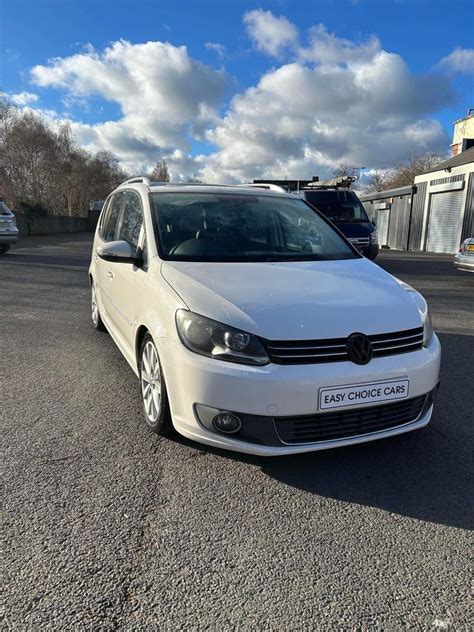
[{"xmin": 135, "ymin": 325, "xmax": 149, "ymax": 371}]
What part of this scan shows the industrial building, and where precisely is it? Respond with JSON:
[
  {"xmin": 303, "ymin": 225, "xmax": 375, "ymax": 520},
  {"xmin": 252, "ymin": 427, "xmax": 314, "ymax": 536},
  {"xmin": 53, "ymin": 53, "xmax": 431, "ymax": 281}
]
[{"xmin": 359, "ymin": 113, "xmax": 474, "ymax": 254}]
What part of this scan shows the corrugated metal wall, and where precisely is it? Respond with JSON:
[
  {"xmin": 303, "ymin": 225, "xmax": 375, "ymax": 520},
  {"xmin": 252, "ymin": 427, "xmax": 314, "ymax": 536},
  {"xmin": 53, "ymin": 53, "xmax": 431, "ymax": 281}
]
[
  {"xmin": 360, "ymin": 168, "xmax": 473, "ymax": 252},
  {"xmin": 408, "ymin": 181, "xmax": 427, "ymax": 250},
  {"xmin": 387, "ymin": 195, "xmax": 411, "ymax": 250},
  {"xmin": 360, "ymin": 185, "xmax": 424, "ymax": 251},
  {"xmin": 461, "ymin": 172, "xmax": 474, "ymax": 239},
  {"xmin": 361, "ymin": 199, "xmax": 375, "ymax": 222}
]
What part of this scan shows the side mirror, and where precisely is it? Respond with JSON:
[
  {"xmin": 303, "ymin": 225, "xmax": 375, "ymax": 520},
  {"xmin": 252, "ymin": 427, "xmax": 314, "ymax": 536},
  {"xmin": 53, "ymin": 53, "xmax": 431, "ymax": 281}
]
[{"xmin": 97, "ymin": 240, "xmax": 142, "ymax": 265}]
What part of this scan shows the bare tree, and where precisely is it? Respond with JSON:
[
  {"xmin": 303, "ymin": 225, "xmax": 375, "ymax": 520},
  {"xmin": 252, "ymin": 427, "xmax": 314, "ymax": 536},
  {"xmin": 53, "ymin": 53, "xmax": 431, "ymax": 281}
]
[
  {"xmin": 0, "ymin": 99, "xmax": 127, "ymax": 216},
  {"xmin": 332, "ymin": 164, "xmax": 358, "ymax": 178},
  {"xmin": 149, "ymin": 159, "xmax": 170, "ymax": 182},
  {"xmin": 377, "ymin": 152, "xmax": 446, "ymax": 191},
  {"xmin": 364, "ymin": 170, "xmax": 389, "ymax": 193}
]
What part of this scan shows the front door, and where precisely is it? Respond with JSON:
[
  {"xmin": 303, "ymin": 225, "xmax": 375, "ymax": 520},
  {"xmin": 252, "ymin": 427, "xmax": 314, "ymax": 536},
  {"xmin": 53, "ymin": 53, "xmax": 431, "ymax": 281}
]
[
  {"xmin": 106, "ymin": 190, "xmax": 147, "ymax": 352},
  {"xmin": 95, "ymin": 192, "xmax": 126, "ymax": 325}
]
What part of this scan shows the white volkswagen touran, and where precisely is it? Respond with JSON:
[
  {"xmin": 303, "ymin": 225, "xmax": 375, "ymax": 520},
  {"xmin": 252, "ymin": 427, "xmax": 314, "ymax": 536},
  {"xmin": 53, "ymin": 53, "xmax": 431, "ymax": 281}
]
[{"xmin": 89, "ymin": 178, "xmax": 441, "ymax": 456}]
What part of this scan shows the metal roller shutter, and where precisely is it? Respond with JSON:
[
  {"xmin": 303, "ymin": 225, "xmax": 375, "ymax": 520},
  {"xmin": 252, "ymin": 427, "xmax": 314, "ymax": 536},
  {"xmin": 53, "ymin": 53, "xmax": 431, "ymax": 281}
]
[{"xmin": 426, "ymin": 191, "xmax": 463, "ymax": 254}]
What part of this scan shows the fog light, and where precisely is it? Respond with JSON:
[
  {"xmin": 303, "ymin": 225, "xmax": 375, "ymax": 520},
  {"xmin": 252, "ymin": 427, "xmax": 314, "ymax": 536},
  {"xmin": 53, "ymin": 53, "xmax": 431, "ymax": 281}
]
[{"xmin": 212, "ymin": 412, "xmax": 242, "ymax": 434}]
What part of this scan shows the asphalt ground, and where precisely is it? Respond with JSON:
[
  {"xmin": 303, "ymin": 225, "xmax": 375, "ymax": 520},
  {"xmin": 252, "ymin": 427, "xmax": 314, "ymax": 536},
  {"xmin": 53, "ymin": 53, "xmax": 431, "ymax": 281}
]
[{"xmin": 2, "ymin": 234, "xmax": 473, "ymax": 630}]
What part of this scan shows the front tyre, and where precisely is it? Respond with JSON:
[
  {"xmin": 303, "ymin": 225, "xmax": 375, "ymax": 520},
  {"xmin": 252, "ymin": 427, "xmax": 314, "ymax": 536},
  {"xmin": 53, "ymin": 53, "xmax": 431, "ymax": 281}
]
[
  {"xmin": 0, "ymin": 244, "xmax": 10, "ymax": 255},
  {"xmin": 140, "ymin": 334, "xmax": 172, "ymax": 435},
  {"xmin": 91, "ymin": 280, "xmax": 106, "ymax": 331}
]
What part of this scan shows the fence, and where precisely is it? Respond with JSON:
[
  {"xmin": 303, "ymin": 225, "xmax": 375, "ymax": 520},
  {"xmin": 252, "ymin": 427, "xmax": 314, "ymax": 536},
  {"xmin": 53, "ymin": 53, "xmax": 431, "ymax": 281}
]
[{"xmin": 14, "ymin": 210, "xmax": 100, "ymax": 237}]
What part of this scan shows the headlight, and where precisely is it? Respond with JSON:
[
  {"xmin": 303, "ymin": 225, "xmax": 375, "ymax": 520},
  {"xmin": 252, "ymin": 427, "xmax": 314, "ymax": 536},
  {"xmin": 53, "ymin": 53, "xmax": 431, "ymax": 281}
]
[
  {"xmin": 422, "ymin": 309, "xmax": 433, "ymax": 347},
  {"xmin": 371, "ymin": 229, "xmax": 378, "ymax": 244},
  {"xmin": 176, "ymin": 310, "xmax": 269, "ymax": 365},
  {"xmin": 394, "ymin": 277, "xmax": 433, "ymax": 347}
]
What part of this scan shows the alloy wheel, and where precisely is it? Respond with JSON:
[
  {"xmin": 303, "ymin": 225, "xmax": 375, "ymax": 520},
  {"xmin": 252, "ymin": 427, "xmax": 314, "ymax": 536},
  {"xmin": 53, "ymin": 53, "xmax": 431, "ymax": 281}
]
[
  {"xmin": 141, "ymin": 340, "xmax": 162, "ymax": 424},
  {"xmin": 91, "ymin": 283, "xmax": 99, "ymax": 327}
]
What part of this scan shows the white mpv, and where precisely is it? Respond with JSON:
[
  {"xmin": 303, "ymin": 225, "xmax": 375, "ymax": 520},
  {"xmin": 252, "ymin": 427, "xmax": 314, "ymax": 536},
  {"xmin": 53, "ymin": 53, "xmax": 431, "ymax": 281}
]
[{"xmin": 89, "ymin": 179, "xmax": 441, "ymax": 456}]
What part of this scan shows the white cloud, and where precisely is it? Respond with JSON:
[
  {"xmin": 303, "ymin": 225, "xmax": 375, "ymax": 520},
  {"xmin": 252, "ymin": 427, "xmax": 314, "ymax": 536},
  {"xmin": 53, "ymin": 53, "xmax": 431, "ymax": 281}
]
[
  {"xmin": 299, "ymin": 24, "xmax": 380, "ymax": 66},
  {"xmin": 201, "ymin": 48, "xmax": 452, "ymax": 182},
  {"xmin": 30, "ymin": 40, "xmax": 229, "ymax": 170},
  {"xmin": 5, "ymin": 91, "xmax": 39, "ymax": 106},
  {"xmin": 437, "ymin": 47, "xmax": 474, "ymax": 75},
  {"xmin": 21, "ymin": 17, "xmax": 456, "ymax": 181},
  {"xmin": 205, "ymin": 42, "xmax": 226, "ymax": 59},
  {"xmin": 244, "ymin": 9, "xmax": 298, "ymax": 57}
]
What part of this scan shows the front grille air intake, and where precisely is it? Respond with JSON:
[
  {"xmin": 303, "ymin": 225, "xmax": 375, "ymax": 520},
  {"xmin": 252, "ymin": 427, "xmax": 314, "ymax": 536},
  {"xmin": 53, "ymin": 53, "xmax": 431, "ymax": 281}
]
[
  {"xmin": 262, "ymin": 326, "xmax": 424, "ymax": 365},
  {"xmin": 274, "ymin": 395, "xmax": 427, "ymax": 444},
  {"xmin": 348, "ymin": 236, "xmax": 370, "ymax": 248}
]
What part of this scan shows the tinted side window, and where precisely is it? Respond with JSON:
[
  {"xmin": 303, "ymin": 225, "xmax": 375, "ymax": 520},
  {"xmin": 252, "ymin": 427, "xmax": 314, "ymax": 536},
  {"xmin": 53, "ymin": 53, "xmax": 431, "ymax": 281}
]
[
  {"xmin": 304, "ymin": 191, "xmax": 368, "ymax": 222},
  {"xmin": 117, "ymin": 192, "xmax": 143, "ymax": 255},
  {"xmin": 98, "ymin": 196, "xmax": 112, "ymax": 239},
  {"xmin": 103, "ymin": 193, "xmax": 125, "ymax": 242}
]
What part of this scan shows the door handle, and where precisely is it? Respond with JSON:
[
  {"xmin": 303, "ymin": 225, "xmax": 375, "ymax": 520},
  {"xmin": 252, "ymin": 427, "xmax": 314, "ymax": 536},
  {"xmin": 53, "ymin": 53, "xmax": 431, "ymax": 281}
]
[{"xmin": 107, "ymin": 270, "xmax": 114, "ymax": 279}]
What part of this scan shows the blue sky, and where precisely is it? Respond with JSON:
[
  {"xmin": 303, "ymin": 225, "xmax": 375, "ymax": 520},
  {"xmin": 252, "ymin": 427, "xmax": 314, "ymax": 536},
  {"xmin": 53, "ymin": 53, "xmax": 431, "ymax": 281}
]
[{"xmin": 1, "ymin": 0, "xmax": 473, "ymax": 180}]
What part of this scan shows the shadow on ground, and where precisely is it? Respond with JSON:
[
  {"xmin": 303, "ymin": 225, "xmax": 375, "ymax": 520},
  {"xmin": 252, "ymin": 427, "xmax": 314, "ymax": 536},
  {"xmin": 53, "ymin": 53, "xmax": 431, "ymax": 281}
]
[
  {"xmin": 1, "ymin": 253, "xmax": 90, "ymax": 267},
  {"xmin": 169, "ymin": 332, "xmax": 473, "ymax": 530},
  {"xmin": 377, "ymin": 253, "xmax": 461, "ymax": 278}
]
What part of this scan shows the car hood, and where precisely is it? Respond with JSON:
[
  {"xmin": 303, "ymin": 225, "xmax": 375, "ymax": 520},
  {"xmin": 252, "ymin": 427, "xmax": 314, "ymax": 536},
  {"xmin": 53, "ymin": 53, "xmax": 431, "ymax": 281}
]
[{"xmin": 161, "ymin": 258, "xmax": 422, "ymax": 340}]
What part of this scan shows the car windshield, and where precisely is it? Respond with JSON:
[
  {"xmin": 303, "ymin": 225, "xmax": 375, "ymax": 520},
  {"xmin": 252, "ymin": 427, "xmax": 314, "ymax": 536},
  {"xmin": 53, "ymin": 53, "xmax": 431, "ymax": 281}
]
[
  {"xmin": 304, "ymin": 191, "xmax": 369, "ymax": 223},
  {"xmin": 0, "ymin": 202, "xmax": 12, "ymax": 215},
  {"xmin": 150, "ymin": 192, "xmax": 358, "ymax": 262}
]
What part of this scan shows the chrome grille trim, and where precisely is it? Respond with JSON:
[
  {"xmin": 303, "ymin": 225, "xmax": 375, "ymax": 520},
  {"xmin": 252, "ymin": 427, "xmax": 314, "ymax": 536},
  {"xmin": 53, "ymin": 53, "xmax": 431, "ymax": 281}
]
[
  {"xmin": 262, "ymin": 327, "xmax": 424, "ymax": 365},
  {"xmin": 349, "ymin": 237, "xmax": 370, "ymax": 247}
]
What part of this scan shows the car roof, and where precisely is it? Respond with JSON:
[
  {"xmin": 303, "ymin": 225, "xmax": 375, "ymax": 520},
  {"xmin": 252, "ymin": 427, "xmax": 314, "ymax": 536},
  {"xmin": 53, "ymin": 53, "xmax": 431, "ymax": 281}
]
[
  {"xmin": 114, "ymin": 178, "xmax": 296, "ymax": 199},
  {"xmin": 148, "ymin": 184, "xmax": 288, "ymax": 197}
]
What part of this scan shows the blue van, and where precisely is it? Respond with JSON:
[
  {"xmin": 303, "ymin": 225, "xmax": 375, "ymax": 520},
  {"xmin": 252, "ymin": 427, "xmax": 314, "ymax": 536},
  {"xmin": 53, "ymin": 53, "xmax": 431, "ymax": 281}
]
[{"xmin": 301, "ymin": 187, "xmax": 379, "ymax": 260}]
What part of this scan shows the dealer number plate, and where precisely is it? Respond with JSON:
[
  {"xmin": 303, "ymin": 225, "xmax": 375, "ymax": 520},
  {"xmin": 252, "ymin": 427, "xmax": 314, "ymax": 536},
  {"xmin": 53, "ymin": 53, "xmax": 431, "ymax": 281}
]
[{"xmin": 319, "ymin": 379, "xmax": 410, "ymax": 410}]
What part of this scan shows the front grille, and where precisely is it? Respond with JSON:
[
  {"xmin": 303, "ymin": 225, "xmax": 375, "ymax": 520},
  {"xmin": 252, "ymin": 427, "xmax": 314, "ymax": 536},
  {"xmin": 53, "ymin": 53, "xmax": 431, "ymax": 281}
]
[
  {"xmin": 349, "ymin": 236, "xmax": 370, "ymax": 248},
  {"xmin": 262, "ymin": 326, "xmax": 424, "ymax": 365},
  {"xmin": 275, "ymin": 395, "xmax": 427, "ymax": 445}
]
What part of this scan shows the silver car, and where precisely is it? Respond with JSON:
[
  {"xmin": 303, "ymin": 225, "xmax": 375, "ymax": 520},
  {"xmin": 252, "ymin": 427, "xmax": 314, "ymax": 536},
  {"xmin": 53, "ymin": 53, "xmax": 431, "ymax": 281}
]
[
  {"xmin": 0, "ymin": 201, "xmax": 19, "ymax": 255},
  {"xmin": 454, "ymin": 238, "xmax": 474, "ymax": 273}
]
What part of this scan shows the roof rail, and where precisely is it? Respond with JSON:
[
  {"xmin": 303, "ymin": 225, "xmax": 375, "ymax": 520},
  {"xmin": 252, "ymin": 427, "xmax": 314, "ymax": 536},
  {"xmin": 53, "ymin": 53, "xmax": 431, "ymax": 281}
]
[
  {"xmin": 239, "ymin": 183, "xmax": 286, "ymax": 193},
  {"xmin": 121, "ymin": 176, "xmax": 151, "ymax": 186}
]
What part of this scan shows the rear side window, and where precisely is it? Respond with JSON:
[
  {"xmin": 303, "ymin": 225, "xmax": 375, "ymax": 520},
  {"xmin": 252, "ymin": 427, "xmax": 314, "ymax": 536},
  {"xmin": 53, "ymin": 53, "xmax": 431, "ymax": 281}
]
[
  {"xmin": 117, "ymin": 191, "xmax": 143, "ymax": 256},
  {"xmin": 102, "ymin": 193, "xmax": 125, "ymax": 242},
  {"xmin": 98, "ymin": 197, "xmax": 112, "ymax": 239}
]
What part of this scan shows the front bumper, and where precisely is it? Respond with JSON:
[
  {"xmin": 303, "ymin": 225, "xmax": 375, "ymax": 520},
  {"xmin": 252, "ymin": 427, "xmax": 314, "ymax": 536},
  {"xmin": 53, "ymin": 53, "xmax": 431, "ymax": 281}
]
[
  {"xmin": 159, "ymin": 334, "xmax": 441, "ymax": 456},
  {"xmin": 454, "ymin": 253, "xmax": 474, "ymax": 272},
  {"xmin": 0, "ymin": 230, "xmax": 19, "ymax": 244}
]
